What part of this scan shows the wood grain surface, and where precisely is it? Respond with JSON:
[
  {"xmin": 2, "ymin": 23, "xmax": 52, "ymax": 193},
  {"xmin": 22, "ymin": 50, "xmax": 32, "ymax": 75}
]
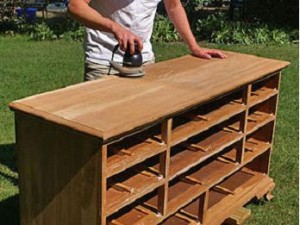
[{"xmin": 9, "ymin": 52, "xmax": 289, "ymax": 142}]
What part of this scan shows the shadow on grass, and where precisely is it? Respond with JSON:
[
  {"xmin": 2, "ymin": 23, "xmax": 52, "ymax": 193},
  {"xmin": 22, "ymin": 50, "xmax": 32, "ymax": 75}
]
[
  {"xmin": 0, "ymin": 194, "xmax": 19, "ymax": 225},
  {"xmin": 0, "ymin": 144, "xmax": 19, "ymax": 224},
  {"xmin": 0, "ymin": 143, "xmax": 17, "ymax": 174}
]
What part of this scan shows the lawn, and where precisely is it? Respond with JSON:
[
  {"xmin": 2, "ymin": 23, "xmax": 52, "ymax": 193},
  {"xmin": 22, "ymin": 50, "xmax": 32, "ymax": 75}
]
[{"xmin": 0, "ymin": 36, "xmax": 298, "ymax": 224}]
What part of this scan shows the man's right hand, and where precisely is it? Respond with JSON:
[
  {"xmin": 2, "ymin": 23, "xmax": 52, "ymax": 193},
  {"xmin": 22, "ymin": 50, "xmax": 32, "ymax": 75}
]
[{"xmin": 112, "ymin": 24, "xmax": 143, "ymax": 54}]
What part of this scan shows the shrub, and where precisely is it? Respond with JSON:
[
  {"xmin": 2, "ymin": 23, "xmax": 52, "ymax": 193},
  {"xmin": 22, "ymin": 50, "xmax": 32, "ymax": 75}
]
[
  {"xmin": 196, "ymin": 13, "xmax": 294, "ymax": 44},
  {"xmin": 29, "ymin": 18, "xmax": 85, "ymax": 41},
  {"xmin": 151, "ymin": 14, "xmax": 180, "ymax": 43},
  {"xmin": 64, "ymin": 26, "xmax": 85, "ymax": 42},
  {"xmin": 0, "ymin": 0, "xmax": 23, "ymax": 34},
  {"xmin": 31, "ymin": 22, "xmax": 55, "ymax": 40}
]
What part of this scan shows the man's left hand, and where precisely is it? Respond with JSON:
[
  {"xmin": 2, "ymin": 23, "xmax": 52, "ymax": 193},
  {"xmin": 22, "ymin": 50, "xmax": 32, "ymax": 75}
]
[{"xmin": 191, "ymin": 47, "xmax": 227, "ymax": 60}]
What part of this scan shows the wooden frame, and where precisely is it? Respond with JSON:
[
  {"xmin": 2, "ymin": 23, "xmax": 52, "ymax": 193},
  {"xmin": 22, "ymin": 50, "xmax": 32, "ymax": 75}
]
[{"xmin": 9, "ymin": 53, "xmax": 289, "ymax": 225}]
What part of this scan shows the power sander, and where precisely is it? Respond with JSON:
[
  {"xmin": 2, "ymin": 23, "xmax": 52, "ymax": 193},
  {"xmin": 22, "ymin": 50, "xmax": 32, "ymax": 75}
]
[{"xmin": 109, "ymin": 43, "xmax": 145, "ymax": 77}]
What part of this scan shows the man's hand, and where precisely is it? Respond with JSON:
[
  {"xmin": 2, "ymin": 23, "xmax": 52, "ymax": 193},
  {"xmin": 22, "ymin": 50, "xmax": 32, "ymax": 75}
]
[
  {"xmin": 191, "ymin": 46, "xmax": 227, "ymax": 60},
  {"xmin": 164, "ymin": 0, "xmax": 226, "ymax": 60},
  {"xmin": 68, "ymin": 0, "xmax": 143, "ymax": 55},
  {"xmin": 112, "ymin": 24, "xmax": 143, "ymax": 54}
]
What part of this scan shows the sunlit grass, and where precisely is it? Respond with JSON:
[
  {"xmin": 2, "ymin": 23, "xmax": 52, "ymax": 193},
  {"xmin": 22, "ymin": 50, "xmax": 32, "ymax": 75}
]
[{"xmin": 0, "ymin": 36, "xmax": 298, "ymax": 224}]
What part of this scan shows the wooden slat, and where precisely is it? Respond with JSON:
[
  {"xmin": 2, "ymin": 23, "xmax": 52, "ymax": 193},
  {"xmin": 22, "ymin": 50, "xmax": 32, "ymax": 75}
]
[{"xmin": 9, "ymin": 53, "xmax": 289, "ymax": 142}]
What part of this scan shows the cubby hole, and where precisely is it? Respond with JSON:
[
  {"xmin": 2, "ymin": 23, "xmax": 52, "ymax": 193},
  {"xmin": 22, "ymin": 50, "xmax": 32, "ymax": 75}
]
[
  {"xmin": 180, "ymin": 192, "xmax": 208, "ymax": 224},
  {"xmin": 107, "ymin": 123, "xmax": 166, "ymax": 178},
  {"xmin": 250, "ymin": 73, "xmax": 280, "ymax": 106},
  {"xmin": 244, "ymin": 122, "xmax": 274, "ymax": 163},
  {"xmin": 168, "ymin": 121, "xmax": 244, "ymax": 180},
  {"xmin": 107, "ymin": 190, "xmax": 158, "ymax": 225},
  {"xmin": 247, "ymin": 96, "xmax": 277, "ymax": 134},
  {"xmin": 185, "ymin": 144, "xmax": 240, "ymax": 186},
  {"xmin": 106, "ymin": 156, "xmax": 164, "ymax": 216},
  {"xmin": 171, "ymin": 89, "xmax": 245, "ymax": 145},
  {"xmin": 207, "ymin": 168, "xmax": 255, "ymax": 212},
  {"xmin": 244, "ymin": 149, "xmax": 271, "ymax": 174}
]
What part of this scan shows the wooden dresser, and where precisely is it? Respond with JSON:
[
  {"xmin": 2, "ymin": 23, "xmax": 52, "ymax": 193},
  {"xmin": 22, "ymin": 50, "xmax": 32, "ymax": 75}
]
[{"xmin": 9, "ymin": 52, "xmax": 289, "ymax": 225}]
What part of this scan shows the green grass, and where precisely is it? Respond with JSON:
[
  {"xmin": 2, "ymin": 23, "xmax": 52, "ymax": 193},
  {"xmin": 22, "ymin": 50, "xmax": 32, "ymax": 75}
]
[{"xmin": 0, "ymin": 36, "xmax": 298, "ymax": 224}]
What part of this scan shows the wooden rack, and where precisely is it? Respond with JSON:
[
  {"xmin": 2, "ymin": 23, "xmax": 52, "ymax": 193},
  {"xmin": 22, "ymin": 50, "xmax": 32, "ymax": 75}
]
[
  {"xmin": 106, "ymin": 73, "xmax": 280, "ymax": 225},
  {"xmin": 9, "ymin": 53, "xmax": 289, "ymax": 225}
]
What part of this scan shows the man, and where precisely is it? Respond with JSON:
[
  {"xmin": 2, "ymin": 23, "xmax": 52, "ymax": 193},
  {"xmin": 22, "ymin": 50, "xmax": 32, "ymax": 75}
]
[{"xmin": 68, "ymin": 0, "xmax": 227, "ymax": 81}]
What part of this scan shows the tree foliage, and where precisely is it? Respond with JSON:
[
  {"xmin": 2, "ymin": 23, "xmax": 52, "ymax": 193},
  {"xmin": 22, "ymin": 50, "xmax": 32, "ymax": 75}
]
[{"xmin": 245, "ymin": 0, "xmax": 298, "ymax": 28}]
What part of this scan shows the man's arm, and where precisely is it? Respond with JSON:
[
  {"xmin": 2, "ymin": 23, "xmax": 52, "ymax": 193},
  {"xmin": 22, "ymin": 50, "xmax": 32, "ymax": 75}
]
[
  {"xmin": 164, "ymin": 0, "xmax": 226, "ymax": 59},
  {"xmin": 67, "ymin": 0, "xmax": 142, "ymax": 54}
]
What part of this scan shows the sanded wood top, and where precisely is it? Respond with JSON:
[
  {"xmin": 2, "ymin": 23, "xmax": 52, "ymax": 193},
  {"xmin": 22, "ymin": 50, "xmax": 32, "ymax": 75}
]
[{"xmin": 9, "ymin": 51, "xmax": 289, "ymax": 142}]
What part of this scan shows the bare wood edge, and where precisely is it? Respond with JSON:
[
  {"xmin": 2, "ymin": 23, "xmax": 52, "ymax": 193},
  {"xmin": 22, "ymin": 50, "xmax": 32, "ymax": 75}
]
[
  {"xmin": 266, "ymin": 72, "xmax": 282, "ymax": 176},
  {"xmin": 200, "ymin": 191, "xmax": 209, "ymax": 224},
  {"xmin": 158, "ymin": 118, "xmax": 172, "ymax": 215},
  {"xmin": 238, "ymin": 84, "xmax": 252, "ymax": 164},
  {"xmin": 99, "ymin": 145, "xmax": 107, "ymax": 225},
  {"xmin": 213, "ymin": 185, "xmax": 236, "ymax": 195},
  {"xmin": 9, "ymin": 103, "xmax": 104, "ymax": 139},
  {"xmin": 111, "ymin": 183, "xmax": 134, "ymax": 194},
  {"xmin": 174, "ymin": 212, "xmax": 198, "ymax": 224},
  {"xmin": 223, "ymin": 207, "xmax": 251, "ymax": 225}
]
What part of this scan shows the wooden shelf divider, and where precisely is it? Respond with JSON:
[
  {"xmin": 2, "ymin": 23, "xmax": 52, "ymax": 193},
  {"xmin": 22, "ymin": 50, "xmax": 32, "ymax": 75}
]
[{"xmin": 158, "ymin": 119, "xmax": 173, "ymax": 216}]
